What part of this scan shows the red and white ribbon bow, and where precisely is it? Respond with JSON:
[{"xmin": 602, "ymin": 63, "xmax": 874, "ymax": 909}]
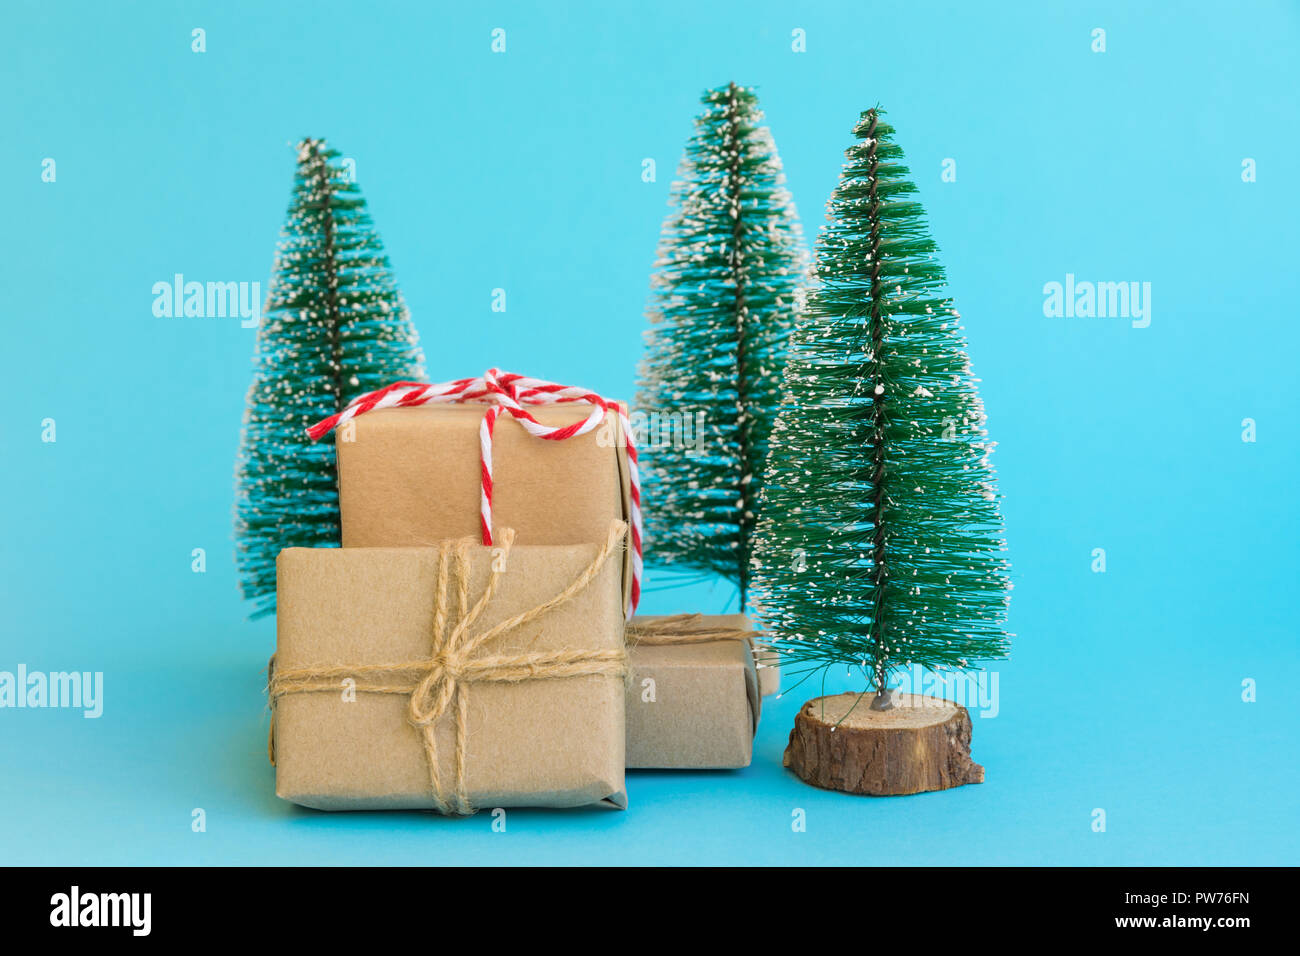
[{"xmin": 307, "ymin": 368, "xmax": 642, "ymax": 616}]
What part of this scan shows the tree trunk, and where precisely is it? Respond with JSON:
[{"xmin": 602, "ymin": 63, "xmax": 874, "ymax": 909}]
[{"xmin": 784, "ymin": 692, "xmax": 984, "ymax": 795}]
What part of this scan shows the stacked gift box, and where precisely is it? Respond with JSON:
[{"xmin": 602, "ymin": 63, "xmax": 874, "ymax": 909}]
[{"xmin": 268, "ymin": 371, "xmax": 778, "ymax": 813}]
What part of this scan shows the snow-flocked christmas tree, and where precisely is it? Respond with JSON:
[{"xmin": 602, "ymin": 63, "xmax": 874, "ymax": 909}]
[
  {"xmin": 635, "ymin": 82, "xmax": 809, "ymax": 609},
  {"xmin": 234, "ymin": 138, "xmax": 426, "ymax": 617},
  {"xmin": 752, "ymin": 108, "xmax": 1011, "ymax": 709}
]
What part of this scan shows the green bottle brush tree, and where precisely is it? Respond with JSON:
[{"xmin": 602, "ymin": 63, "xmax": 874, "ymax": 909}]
[
  {"xmin": 635, "ymin": 82, "xmax": 809, "ymax": 612},
  {"xmin": 234, "ymin": 138, "xmax": 426, "ymax": 618},
  {"xmin": 752, "ymin": 108, "xmax": 1011, "ymax": 794}
]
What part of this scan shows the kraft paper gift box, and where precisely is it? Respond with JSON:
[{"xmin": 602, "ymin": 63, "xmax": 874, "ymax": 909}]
[
  {"xmin": 335, "ymin": 403, "xmax": 636, "ymax": 612},
  {"xmin": 624, "ymin": 614, "xmax": 761, "ymax": 770},
  {"xmin": 269, "ymin": 525, "xmax": 628, "ymax": 813}
]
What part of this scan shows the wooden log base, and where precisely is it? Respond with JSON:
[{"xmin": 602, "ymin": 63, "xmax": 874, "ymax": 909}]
[{"xmin": 783, "ymin": 692, "xmax": 985, "ymax": 795}]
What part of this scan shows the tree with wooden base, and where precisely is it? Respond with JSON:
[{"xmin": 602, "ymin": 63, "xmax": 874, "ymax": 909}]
[{"xmin": 752, "ymin": 107, "xmax": 1011, "ymax": 795}]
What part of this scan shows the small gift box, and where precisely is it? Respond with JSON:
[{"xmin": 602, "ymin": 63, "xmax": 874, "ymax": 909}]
[
  {"xmin": 320, "ymin": 370, "xmax": 639, "ymax": 614},
  {"xmin": 269, "ymin": 522, "xmax": 628, "ymax": 813},
  {"xmin": 623, "ymin": 614, "xmax": 761, "ymax": 769}
]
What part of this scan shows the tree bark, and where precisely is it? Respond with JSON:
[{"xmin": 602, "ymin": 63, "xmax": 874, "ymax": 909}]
[{"xmin": 784, "ymin": 692, "xmax": 984, "ymax": 795}]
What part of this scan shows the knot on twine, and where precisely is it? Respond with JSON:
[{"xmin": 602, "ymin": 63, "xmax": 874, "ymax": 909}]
[
  {"xmin": 407, "ymin": 650, "xmax": 462, "ymax": 728},
  {"xmin": 268, "ymin": 520, "xmax": 629, "ymax": 816}
]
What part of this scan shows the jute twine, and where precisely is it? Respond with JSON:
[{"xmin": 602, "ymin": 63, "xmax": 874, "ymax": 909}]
[
  {"xmin": 268, "ymin": 520, "xmax": 629, "ymax": 816},
  {"xmin": 624, "ymin": 613, "xmax": 760, "ymax": 647}
]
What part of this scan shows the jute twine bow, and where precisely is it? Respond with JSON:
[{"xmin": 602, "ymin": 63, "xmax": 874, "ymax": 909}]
[
  {"xmin": 624, "ymin": 613, "xmax": 761, "ymax": 647},
  {"xmin": 268, "ymin": 520, "xmax": 629, "ymax": 816}
]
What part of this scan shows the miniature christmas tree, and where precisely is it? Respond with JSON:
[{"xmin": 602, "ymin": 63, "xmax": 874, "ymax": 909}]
[
  {"xmin": 635, "ymin": 82, "xmax": 809, "ymax": 609},
  {"xmin": 234, "ymin": 138, "xmax": 426, "ymax": 617},
  {"xmin": 752, "ymin": 108, "xmax": 1010, "ymax": 793}
]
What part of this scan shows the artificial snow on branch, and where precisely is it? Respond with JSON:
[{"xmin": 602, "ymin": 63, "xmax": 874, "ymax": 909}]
[
  {"xmin": 752, "ymin": 108, "xmax": 1012, "ymax": 705},
  {"xmin": 234, "ymin": 138, "xmax": 426, "ymax": 617},
  {"xmin": 635, "ymin": 82, "xmax": 810, "ymax": 609}
]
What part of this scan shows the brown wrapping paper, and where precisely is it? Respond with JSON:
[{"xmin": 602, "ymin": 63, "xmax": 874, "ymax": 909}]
[
  {"xmin": 271, "ymin": 534, "xmax": 627, "ymax": 812},
  {"xmin": 625, "ymin": 614, "xmax": 760, "ymax": 769},
  {"xmin": 753, "ymin": 644, "xmax": 781, "ymax": 697},
  {"xmin": 335, "ymin": 403, "xmax": 635, "ymax": 613}
]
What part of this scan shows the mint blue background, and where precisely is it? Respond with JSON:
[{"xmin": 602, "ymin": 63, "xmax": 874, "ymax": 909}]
[{"xmin": 2, "ymin": 0, "xmax": 1297, "ymax": 865}]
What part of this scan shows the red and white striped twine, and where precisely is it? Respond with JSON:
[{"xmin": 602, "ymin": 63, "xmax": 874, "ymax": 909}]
[{"xmin": 307, "ymin": 368, "xmax": 642, "ymax": 616}]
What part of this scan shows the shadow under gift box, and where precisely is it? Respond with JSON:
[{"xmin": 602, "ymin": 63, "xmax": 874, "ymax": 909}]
[
  {"xmin": 625, "ymin": 614, "xmax": 761, "ymax": 770},
  {"xmin": 271, "ymin": 539, "xmax": 627, "ymax": 811},
  {"xmin": 336, "ymin": 403, "xmax": 635, "ymax": 614}
]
